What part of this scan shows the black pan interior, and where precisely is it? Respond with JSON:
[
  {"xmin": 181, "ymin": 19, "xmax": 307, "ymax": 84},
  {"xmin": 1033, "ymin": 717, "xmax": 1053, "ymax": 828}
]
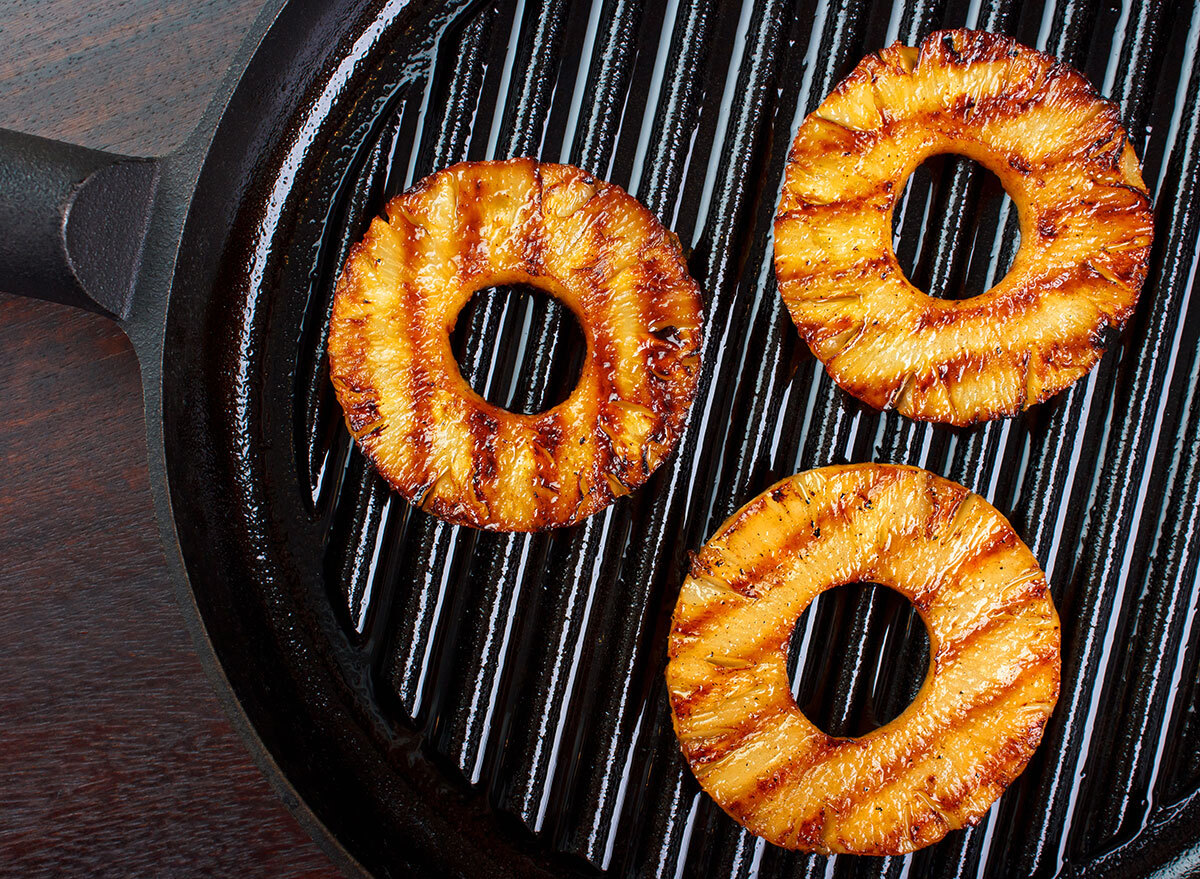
[{"xmin": 164, "ymin": 0, "xmax": 1200, "ymax": 876}]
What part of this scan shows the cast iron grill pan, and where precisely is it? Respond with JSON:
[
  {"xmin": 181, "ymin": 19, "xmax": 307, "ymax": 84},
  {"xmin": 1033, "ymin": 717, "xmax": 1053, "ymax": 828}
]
[{"xmin": 166, "ymin": 0, "xmax": 1200, "ymax": 875}]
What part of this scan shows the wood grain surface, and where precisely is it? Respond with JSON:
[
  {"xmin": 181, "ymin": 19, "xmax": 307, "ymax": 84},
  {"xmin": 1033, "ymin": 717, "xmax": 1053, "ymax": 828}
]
[{"xmin": 0, "ymin": 2, "xmax": 339, "ymax": 876}]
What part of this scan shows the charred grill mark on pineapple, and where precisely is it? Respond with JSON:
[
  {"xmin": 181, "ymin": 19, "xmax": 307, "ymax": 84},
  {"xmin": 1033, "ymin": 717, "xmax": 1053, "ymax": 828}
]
[
  {"xmin": 724, "ymin": 648, "xmax": 1056, "ymax": 845},
  {"xmin": 666, "ymin": 465, "xmax": 1060, "ymax": 854},
  {"xmin": 638, "ymin": 256, "xmax": 680, "ymax": 416},
  {"xmin": 531, "ymin": 415, "xmax": 564, "ymax": 518},
  {"xmin": 687, "ymin": 468, "xmax": 915, "ymax": 599},
  {"xmin": 927, "ymin": 708, "xmax": 1054, "ymax": 817},
  {"xmin": 933, "ymin": 581, "xmax": 1049, "ymax": 668},
  {"xmin": 328, "ymin": 159, "xmax": 703, "ymax": 531},
  {"xmin": 401, "ymin": 208, "xmax": 434, "ymax": 494},
  {"xmin": 329, "ymin": 255, "xmax": 387, "ymax": 445},
  {"xmin": 678, "ymin": 683, "xmax": 800, "ymax": 766},
  {"xmin": 774, "ymin": 29, "xmax": 1153, "ymax": 425},
  {"xmin": 728, "ymin": 660, "xmax": 1058, "ymax": 853}
]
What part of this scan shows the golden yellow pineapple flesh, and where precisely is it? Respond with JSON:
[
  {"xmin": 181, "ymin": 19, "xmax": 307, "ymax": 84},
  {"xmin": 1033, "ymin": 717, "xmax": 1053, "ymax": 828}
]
[
  {"xmin": 773, "ymin": 29, "xmax": 1153, "ymax": 425},
  {"xmin": 666, "ymin": 464, "xmax": 1060, "ymax": 855},
  {"xmin": 328, "ymin": 159, "xmax": 703, "ymax": 531}
]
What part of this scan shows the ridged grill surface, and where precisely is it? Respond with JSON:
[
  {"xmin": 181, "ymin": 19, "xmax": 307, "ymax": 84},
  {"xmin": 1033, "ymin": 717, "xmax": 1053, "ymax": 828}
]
[{"xmin": 284, "ymin": 0, "xmax": 1200, "ymax": 874}]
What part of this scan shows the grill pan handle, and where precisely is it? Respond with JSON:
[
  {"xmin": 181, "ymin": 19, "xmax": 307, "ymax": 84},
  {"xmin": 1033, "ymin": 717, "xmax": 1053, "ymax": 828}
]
[{"xmin": 0, "ymin": 128, "xmax": 159, "ymax": 321}]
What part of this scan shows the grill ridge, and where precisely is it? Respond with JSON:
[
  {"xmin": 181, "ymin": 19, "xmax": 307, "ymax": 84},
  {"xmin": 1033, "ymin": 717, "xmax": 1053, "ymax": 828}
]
[
  {"xmin": 610, "ymin": 2, "xmax": 879, "ymax": 874},
  {"xmin": 493, "ymin": 0, "xmax": 649, "ymax": 831},
  {"xmin": 425, "ymin": 0, "xmax": 573, "ymax": 783},
  {"xmin": 1007, "ymin": 7, "xmax": 1200, "ymax": 873},
  {"xmin": 375, "ymin": 5, "xmax": 499, "ymax": 720}
]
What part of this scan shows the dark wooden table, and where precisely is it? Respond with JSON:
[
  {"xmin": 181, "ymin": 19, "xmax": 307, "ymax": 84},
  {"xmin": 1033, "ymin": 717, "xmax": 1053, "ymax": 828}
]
[{"xmin": 0, "ymin": 3, "xmax": 339, "ymax": 875}]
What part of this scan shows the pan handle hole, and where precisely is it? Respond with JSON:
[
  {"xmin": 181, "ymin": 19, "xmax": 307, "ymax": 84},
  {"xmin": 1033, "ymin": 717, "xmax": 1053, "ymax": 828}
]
[{"xmin": 450, "ymin": 283, "xmax": 586, "ymax": 415}]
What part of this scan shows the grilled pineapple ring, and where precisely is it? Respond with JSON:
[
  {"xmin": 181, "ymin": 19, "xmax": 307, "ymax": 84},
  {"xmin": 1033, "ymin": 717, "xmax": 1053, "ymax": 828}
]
[
  {"xmin": 774, "ymin": 30, "xmax": 1153, "ymax": 425},
  {"xmin": 328, "ymin": 159, "xmax": 702, "ymax": 531},
  {"xmin": 666, "ymin": 464, "xmax": 1060, "ymax": 854}
]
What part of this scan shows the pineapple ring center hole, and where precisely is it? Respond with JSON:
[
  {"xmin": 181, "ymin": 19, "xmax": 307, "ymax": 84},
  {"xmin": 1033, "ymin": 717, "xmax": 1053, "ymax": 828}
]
[
  {"xmin": 450, "ymin": 282, "xmax": 587, "ymax": 415},
  {"xmin": 787, "ymin": 581, "xmax": 930, "ymax": 738},
  {"xmin": 891, "ymin": 153, "xmax": 1019, "ymax": 302}
]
